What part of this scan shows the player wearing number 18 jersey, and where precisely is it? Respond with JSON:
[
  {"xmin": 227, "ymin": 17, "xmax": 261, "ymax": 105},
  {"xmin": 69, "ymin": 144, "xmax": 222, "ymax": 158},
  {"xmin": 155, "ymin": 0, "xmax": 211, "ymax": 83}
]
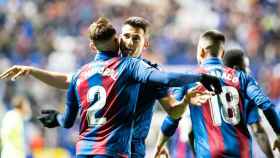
[{"xmin": 156, "ymin": 30, "xmax": 280, "ymax": 158}]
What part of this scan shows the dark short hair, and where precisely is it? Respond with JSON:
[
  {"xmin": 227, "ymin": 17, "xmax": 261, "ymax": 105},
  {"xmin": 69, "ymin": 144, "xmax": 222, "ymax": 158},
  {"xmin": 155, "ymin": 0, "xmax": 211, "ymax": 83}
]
[
  {"xmin": 200, "ymin": 30, "xmax": 225, "ymax": 57},
  {"xmin": 124, "ymin": 16, "xmax": 150, "ymax": 35},
  {"xmin": 223, "ymin": 48, "xmax": 245, "ymax": 70},
  {"xmin": 88, "ymin": 17, "xmax": 116, "ymax": 42}
]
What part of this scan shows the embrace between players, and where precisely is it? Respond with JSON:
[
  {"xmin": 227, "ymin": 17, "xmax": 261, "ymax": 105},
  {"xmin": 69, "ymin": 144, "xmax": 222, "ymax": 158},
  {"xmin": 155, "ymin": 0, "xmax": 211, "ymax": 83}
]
[{"xmin": 1, "ymin": 17, "xmax": 279, "ymax": 158}]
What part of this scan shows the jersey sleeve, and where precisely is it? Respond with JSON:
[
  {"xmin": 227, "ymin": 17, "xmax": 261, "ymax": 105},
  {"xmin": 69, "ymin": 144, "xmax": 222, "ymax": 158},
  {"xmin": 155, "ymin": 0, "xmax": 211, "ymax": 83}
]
[
  {"xmin": 246, "ymin": 101, "xmax": 261, "ymax": 125},
  {"xmin": 128, "ymin": 58, "xmax": 202, "ymax": 87},
  {"xmin": 128, "ymin": 58, "xmax": 157, "ymax": 83},
  {"xmin": 244, "ymin": 74, "xmax": 272, "ymax": 110},
  {"xmin": 57, "ymin": 74, "xmax": 79, "ymax": 128},
  {"xmin": 243, "ymin": 73, "xmax": 280, "ymax": 134}
]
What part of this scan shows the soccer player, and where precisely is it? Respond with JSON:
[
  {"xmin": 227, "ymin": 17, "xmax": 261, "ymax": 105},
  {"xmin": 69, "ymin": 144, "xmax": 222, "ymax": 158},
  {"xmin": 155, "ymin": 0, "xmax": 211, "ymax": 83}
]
[
  {"xmin": 155, "ymin": 30, "xmax": 280, "ymax": 158},
  {"xmin": 223, "ymin": 49, "xmax": 274, "ymax": 158},
  {"xmin": 1, "ymin": 96, "xmax": 32, "ymax": 158},
  {"xmin": 35, "ymin": 18, "xmax": 221, "ymax": 158},
  {"xmin": 162, "ymin": 48, "xmax": 276, "ymax": 158},
  {"xmin": 0, "ymin": 17, "xmax": 220, "ymax": 158}
]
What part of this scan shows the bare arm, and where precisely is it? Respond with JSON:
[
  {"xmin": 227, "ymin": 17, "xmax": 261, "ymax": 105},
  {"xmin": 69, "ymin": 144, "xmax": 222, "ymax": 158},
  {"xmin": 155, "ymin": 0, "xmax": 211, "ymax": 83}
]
[
  {"xmin": 159, "ymin": 89, "xmax": 212, "ymax": 119},
  {"xmin": 159, "ymin": 95, "xmax": 189, "ymax": 120},
  {"xmin": 154, "ymin": 90, "xmax": 212, "ymax": 157},
  {"xmin": 30, "ymin": 67, "xmax": 70, "ymax": 89},
  {"xmin": 0, "ymin": 65, "xmax": 69, "ymax": 89},
  {"xmin": 154, "ymin": 132, "xmax": 170, "ymax": 158},
  {"xmin": 250, "ymin": 122, "xmax": 274, "ymax": 158}
]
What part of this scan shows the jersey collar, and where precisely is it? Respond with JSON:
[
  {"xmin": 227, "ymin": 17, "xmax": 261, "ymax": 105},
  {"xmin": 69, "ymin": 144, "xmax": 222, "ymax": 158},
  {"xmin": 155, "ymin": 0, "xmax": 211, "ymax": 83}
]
[
  {"xmin": 94, "ymin": 51, "xmax": 119, "ymax": 61},
  {"xmin": 201, "ymin": 57, "xmax": 223, "ymax": 66}
]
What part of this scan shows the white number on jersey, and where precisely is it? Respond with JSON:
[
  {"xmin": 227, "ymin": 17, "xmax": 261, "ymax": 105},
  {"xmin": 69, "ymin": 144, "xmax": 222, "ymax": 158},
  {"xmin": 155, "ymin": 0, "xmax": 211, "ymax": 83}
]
[
  {"xmin": 86, "ymin": 86, "xmax": 107, "ymax": 127},
  {"xmin": 209, "ymin": 86, "xmax": 241, "ymax": 126}
]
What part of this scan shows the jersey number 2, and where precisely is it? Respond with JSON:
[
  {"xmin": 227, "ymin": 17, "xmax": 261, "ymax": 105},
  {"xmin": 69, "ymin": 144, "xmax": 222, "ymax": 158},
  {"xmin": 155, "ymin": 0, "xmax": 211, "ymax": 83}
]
[
  {"xmin": 209, "ymin": 86, "xmax": 241, "ymax": 126},
  {"xmin": 86, "ymin": 86, "xmax": 107, "ymax": 127}
]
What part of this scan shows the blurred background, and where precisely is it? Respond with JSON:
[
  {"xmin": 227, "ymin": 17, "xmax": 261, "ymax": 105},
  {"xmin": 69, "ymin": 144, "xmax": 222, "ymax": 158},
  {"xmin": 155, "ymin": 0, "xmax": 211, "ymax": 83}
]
[{"xmin": 0, "ymin": 0, "xmax": 279, "ymax": 157}]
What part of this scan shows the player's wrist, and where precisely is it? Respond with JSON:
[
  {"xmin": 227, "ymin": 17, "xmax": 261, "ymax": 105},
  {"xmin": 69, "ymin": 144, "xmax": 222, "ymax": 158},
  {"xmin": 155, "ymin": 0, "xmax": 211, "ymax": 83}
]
[{"xmin": 28, "ymin": 66, "xmax": 40, "ymax": 76}]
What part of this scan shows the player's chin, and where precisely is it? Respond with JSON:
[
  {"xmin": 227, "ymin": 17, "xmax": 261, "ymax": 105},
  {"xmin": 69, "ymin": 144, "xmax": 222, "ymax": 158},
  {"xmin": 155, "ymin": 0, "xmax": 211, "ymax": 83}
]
[{"xmin": 122, "ymin": 50, "xmax": 134, "ymax": 57}]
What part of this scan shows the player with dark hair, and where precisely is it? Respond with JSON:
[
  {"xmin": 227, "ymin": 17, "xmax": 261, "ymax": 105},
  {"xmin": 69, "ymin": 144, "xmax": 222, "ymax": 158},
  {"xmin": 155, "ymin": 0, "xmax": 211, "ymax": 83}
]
[
  {"xmin": 0, "ymin": 17, "xmax": 221, "ymax": 158},
  {"xmin": 155, "ymin": 30, "xmax": 280, "ymax": 158},
  {"xmin": 163, "ymin": 48, "xmax": 277, "ymax": 158},
  {"xmin": 4, "ymin": 17, "xmax": 221, "ymax": 158},
  {"xmin": 224, "ymin": 48, "xmax": 275, "ymax": 157}
]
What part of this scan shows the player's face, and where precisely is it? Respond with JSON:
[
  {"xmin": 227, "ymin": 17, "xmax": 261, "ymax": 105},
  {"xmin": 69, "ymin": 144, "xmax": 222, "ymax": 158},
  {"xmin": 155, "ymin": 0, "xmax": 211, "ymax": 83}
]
[{"xmin": 120, "ymin": 24, "xmax": 146, "ymax": 57}]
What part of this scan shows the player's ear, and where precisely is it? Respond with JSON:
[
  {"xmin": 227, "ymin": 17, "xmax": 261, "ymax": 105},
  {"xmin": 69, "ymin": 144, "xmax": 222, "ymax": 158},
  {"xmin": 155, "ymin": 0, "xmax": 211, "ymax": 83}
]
[
  {"xmin": 200, "ymin": 48, "xmax": 207, "ymax": 59},
  {"xmin": 144, "ymin": 39, "xmax": 150, "ymax": 49},
  {"xmin": 220, "ymin": 49, "xmax": 225, "ymax": 59},
  {"xmin": 89, "ymin": 41, "xmax": 97, "ymax": 52}
]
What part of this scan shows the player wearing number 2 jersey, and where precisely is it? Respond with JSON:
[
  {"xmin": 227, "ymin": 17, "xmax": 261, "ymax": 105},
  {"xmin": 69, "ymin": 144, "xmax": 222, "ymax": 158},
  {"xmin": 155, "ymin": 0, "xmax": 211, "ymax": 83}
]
[
  {"xmin": 155, "ymin": 30, "xmax": 280, "ymax": 158},
  {"xmin": 37, "ymin": 18, "xmax": 222, "ymax": 158}
]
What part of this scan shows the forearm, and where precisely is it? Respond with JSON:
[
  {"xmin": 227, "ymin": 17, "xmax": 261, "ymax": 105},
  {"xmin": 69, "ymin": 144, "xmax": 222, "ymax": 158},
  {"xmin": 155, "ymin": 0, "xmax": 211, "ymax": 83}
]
[
  {"xmin": 165, "ymin": 97, "xmax": 189, "ymax": 119},
  {"xmin": 156, "ymin": 131, "xmax": 170, "ymax": 149},
  {"xmin": 148, "ymin": 71, "xmax": 201, "ymax": 87},
  {"xmin": 263, "ymin": 105, "xmax": 280, "ymax": 135},
  {"xmin": 57, "ymin": 101, "xmax": 78, "ymax": 128},
  {"xmin": 30, "ymin": 67, "xmax": 69, "ymax": 89},
  {"xmin": 57, "ymin": 80, "xmax": 78, "ymax": 128},
  {"xmin": 251, "ymin": 123, "xmax": 274, "ymax": 158}
]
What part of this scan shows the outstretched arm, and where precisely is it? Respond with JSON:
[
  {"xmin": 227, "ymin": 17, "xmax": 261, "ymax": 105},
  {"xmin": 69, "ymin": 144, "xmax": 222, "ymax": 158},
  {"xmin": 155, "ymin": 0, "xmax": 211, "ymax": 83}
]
[
  {"xmin": 148, "ymin": 71, "xmax": 221, "ymax": 94},
  {"xmin": 245, "ymin": 75, "xmax": 280, "ymax": 134},
  {"xmin": 245, "ymin": 75, "xmax": 280, "ymax": 152},
  {"xmin": 130, "ymin": 59, "xmax": 222, "ymax": 94},
  {"xmin": 0, "ymin": 65, "xmax": 70, "ymax": 89}
]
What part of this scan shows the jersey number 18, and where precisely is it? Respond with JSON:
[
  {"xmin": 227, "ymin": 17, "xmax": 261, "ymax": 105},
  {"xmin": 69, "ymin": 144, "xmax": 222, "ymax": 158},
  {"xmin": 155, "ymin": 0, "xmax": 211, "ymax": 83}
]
[{"xmin": 209, "ymin": 86, "xmax": 241, "ymax": 126}]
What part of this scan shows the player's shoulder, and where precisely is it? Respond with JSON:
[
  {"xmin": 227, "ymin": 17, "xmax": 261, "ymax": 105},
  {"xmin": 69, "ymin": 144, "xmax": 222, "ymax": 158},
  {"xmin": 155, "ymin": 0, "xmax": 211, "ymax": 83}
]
[
  {"xmin": 120, "ymin": 56, "xmax": 150, "ymax": 67},
  {"xmin": 141, "ymin": 58, "xmax": 160, "ymax": 70},
  {"xmin": 73, "ymin": 62, "xmax": 92, "ymax": 78}
]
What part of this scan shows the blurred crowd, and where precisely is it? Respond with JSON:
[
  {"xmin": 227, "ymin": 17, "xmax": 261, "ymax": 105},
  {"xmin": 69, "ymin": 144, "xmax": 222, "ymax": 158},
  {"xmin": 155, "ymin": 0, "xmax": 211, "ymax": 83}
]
[{"xmin": 0, "ymin": 0, "xmax": 279, "ymax": 157}]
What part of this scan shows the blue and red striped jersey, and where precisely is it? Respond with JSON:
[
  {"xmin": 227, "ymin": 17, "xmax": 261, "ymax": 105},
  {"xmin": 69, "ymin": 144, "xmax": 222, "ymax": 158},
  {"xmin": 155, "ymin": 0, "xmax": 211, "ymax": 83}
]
[
  {"xmin": 131, "ymin": 59, "xmax": 169, "ymax": 158},
  {"xmin": 172, "ymin": 58, "xmax": 273, "ymax": 158},
  {"xmin": 57, "ymin": 52, "xmax": 156, "ymax": 157},
  {"xmin": 57, "ymin": 52, "xmax": 203, "ymax": 157},
  {"xmin": 57, "ymin": 51, "xmax": 205, "ymax": 157}
]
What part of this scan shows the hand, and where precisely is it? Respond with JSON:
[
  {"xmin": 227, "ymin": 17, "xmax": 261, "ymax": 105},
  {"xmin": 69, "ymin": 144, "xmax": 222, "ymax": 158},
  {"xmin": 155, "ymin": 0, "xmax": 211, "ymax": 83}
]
[
  {"xmin": 154, "ymin": 146, "xmax": 170, "ymax": 158},
  {"xmin": 273, "ymin": 135, "xmax": 280, "ymax": 152},
  {"xmin": 186, "ymin": 86, "xmax": 213, "ymax": 106},
  {"xmin": 0, "ymin": 65, "xmax": 32, "ymax": 81},
  {"xmin": 199, "ymin": 74, "xmax": 222, "ymax": 94},
  {"xmin": 38, "ymin": 110, "xmax": 60, "ymax": 128},
  {"xmin": 189, "ymin": 92, "xmax": 212, "ymax": 106}
]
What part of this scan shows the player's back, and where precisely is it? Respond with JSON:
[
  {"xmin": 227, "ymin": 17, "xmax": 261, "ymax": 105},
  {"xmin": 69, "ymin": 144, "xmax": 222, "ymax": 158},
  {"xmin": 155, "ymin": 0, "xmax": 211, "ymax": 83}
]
[
  {"xmin": 190, "ymin": 58, "xmax": 258, "ymax": 158},
  {"xmin": 72, "ymin": 54, "xmax": 143, "ymax": 157}
]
